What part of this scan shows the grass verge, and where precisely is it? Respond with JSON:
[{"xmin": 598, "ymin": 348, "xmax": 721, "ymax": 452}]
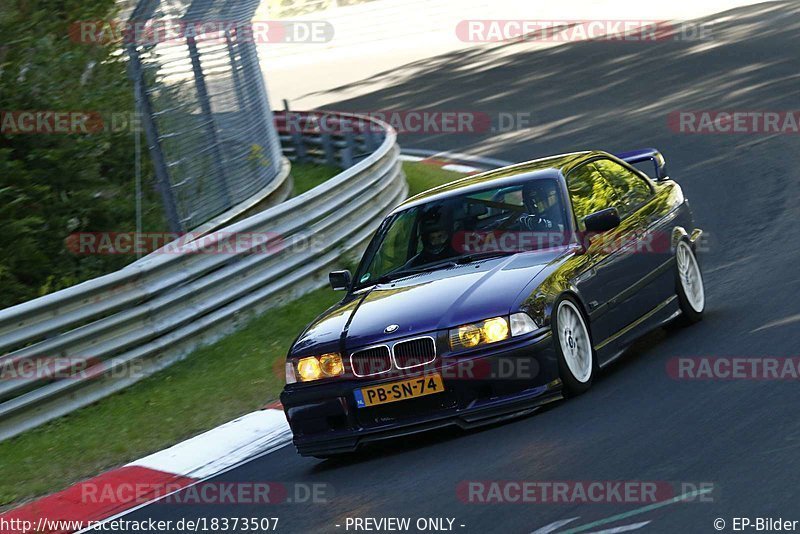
[
  {"xmin": 0, "ymin": 161, "xmax": 471, "ymax": 507},
  {"xmin": 290, "ymin": 163, "xmax": 342, "ymax": 195},
  {"xmin": 402, "ymin": 161, "xmax": 469, "ymax": 196}
]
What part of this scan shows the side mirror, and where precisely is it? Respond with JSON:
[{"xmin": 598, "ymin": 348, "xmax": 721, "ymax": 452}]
[
  {"xmin": 329, "ymin": 270, "xmax": 352, "ymax": 291},
  {"xmin": 583, "ymin": 207, "xmax": 621, "ymax": 234}
]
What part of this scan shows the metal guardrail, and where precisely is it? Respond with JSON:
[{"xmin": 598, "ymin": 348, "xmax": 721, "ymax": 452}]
[
  {"xmin": 276, "ymin": 109, "xmax": 387, "ymax": 167},
  {"xmin": 0, "ymin": 111, "xmax": 406, "ymax": 442}
]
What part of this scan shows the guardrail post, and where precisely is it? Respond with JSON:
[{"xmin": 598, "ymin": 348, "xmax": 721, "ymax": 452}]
[
  {"xmin": 321, "ymin": 131, "xmax": 336, "ymax": 166},
  {"xmin": 319, "ymin": 114, "xmax": 336, "ymax": 166},
  {"xmin": 284, "ymin": 101, "xmax": 307, "ymax": 162},
  {"xmin": 341, "ymin": 117, "xmax": 355, "ymax": 168},
  {"xmin": 363, "ymin": 128, "xmax": 378, "ymax": 152}
]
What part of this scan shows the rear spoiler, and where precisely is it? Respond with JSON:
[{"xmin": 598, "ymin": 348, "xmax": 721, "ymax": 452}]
[{"xmin": 615, "ymin": 148, "xmax": 669, "ymax": 181}]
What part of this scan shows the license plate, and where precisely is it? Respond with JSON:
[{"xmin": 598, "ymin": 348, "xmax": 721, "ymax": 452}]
[{"xmin": 354, "ymin": 374, "xmax": 445, "ymax": 408}]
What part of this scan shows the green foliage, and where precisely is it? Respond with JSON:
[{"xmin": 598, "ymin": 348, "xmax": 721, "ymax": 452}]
[
  {"xmin": 0, "ymin": 0, "xmax": 164, "ymax": 308},
  {"xmin": 290, "ymin": 162, "xmax": 340, "ymax": 195},
  {"xmin": 0, "ymin": 161, "xmax": 465, "ymax": 506},
  {"xmin": 402, "ymin": 160, "xmax": 468, "ymax": 196},
  {"xmin": 0, "ymin": 286, "xmax": 341, "ymax": 506}
]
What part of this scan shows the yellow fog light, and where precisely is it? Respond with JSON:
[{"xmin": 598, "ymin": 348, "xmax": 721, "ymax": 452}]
[
  {"xmin": 297, "ymin": 356, "xmax": 322, "ymax": 382},
  {"xmin": 482, "ymin": 317, "xmax": 510, "ymax": 343},
  {"xmin": 458, "ymin": 324, "xmax": 482, "ymax": 348},
  {"xmin": 319, "ymin": 353, "xmax": 344, "ymax": 377}
]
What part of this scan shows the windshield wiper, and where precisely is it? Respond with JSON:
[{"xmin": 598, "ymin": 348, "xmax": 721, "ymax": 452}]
[
  {"xmin": 455, "ymin": 250, "xmax": 518, "ymax": 264},
  {"xmin": 376, "ymin": 260, "xmax": 458, "ymax": 284},
  {"xmin": 375, "ymin": 252, "xmax": 516, "ymax": 284}
]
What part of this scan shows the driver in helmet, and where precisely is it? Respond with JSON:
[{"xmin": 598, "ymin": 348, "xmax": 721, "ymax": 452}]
[
  {"xmin": 519, "ymin": 180, "xmax": 563, "ymax": 232},
  {"xmin": 407, "ymin": 206, "xmax": 455, "ymax": 266}
]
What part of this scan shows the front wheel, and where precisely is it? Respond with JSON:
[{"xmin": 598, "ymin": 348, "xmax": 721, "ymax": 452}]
[
  {"xmin": 675, "ymin": 240, "xmax": 705, "ymax": 324},
  {"xmin": 553, "ymin": 296, "xmax": 595, "ymax": 396}
]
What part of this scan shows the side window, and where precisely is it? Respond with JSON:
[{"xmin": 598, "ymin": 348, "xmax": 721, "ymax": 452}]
[
  {"xmin": 566, "ymin": 163, "xmax": 620, "ymax": 229},
  {"xmin": 357, "ymin": 209, "xmax": 417, "ymax": 285},
  {"xmin": 593, "ymin": 159, "xmax": 653, "ymax": 218}
]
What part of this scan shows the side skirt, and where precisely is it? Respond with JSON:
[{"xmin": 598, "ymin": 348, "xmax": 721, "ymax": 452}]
[{"xmin": 596, "ymin": 295, "xmax": 680, "ymax": 368}]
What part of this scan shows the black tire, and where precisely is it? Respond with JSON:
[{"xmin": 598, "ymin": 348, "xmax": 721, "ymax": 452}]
[
  {"xmin": 675, "ymin": 240, "xmax": 705, "ymax": 326},
  {"xmin": 552, "ymin": 295, "xmax": 596, "ymax": 396},
  {"xmin": 313, "ymin": 452, "xmax": 350, "ymax": 461}
]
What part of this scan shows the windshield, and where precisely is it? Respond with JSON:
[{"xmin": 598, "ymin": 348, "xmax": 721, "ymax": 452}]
[{"xmin": 353, "ymin": 178, "xmax": 569, "ymax": 289}]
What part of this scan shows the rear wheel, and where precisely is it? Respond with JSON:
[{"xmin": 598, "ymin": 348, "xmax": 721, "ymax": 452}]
[
  {"xmin": 675, "ymin": 240, "xmax": 705, "ymax": 324},
  {"xmin": 313, "ymin": 453, "xmax": 348, "ymax": 461},
  {"xmin": 553, "ymin": 297, "xmax": 595, "ymax": 395}
]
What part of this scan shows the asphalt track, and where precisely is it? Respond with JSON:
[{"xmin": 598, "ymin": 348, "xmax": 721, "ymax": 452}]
[{"xmin": 123, "ymin": 2, "xmax": 800, "ymax": 532}]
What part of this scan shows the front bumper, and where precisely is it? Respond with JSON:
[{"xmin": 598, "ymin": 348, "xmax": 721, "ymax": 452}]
[{"xmin": 280, "ymin": 330, "xmax": 561, "ymax": 457}]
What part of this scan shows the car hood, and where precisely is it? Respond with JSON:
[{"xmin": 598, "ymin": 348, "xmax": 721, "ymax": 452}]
[{"xmin": 291, "ymin": 250, "xmax": 565, "ymax": 357}]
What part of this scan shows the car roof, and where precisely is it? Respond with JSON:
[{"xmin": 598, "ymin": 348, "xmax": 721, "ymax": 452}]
[{"xmin": 394, "ymin": 150, "xmax": 609, "ymax": 213}]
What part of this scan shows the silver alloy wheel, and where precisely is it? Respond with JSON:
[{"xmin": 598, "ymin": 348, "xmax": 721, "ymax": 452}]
[
  {"xmin": 557, "ymin": 300, "xmax": 593, "ymax": 383},
  {"xmin": 677, "ymin": 241, "xmax": 705, "ymax": 313}
]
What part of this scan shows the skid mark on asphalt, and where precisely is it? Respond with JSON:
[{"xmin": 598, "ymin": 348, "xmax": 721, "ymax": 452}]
[
  {"xmin": 532, "ymin": 518, "xmax": 650, "ymax": 534},
  {"xmin": 751, "ymin": 313, "xmax": 800, "ymax": 333},
  {"xmin": 530, "ymin": 517, "xmax": 580, "ymax": 533},
  {"xmin": 702, "ymin": 254, "xmax": 757, "ymax": 274},
  {"xmin": 583, "ymin": 521, "xmax": 651, "ymax": 534},
  {"xmin": 531, "ymin": 488, "xmax": 713, "ymax": 534}
]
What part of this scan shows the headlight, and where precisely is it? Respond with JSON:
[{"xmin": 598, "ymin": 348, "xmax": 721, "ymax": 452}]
[
  {"xmin": 290, "ymin": 353, "xmax": 344, "ymax": 383},
  {"xmin": 510, "ymin": 312, "xmax": 538, "ymax": 336},
  {"xmin": 449, "ymin": 316, "xmax": 510, "ymax": 350},
  {"xmin": 482, "ymin": 317, "xmax": 509, "ymax": 343},
  {"xmin": 297, "ymin": 357, "xmax": 322, "ymax": 382},
  {"xmin": 449, "ymin": 314, "xmax": 540, "ymax": 351},
  {"xmin": 319, "ymin": 353, "xmax": 344, "ymax": 377},
  {"xmin": 457, "ymin": 324, "xmax": 482, "ymax": 348}
]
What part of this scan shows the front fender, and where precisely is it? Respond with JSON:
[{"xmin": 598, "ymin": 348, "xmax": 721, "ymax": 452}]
[
  {"xmin": 671, "ymin": 226, "xmax": 704, "ymax": 252},
  {"xmin": 514, "ymin": 246, "xmax": 591, "ymax": 329}
]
